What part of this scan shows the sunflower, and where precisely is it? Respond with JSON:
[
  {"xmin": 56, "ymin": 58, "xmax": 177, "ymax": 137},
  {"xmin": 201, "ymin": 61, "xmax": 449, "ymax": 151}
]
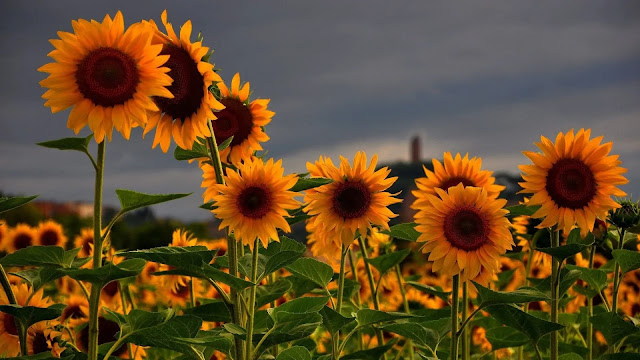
[
  {"xmin": 27, "ymin": 321, "xmax": 61, "ymax": 356},
  {"xmin": 412, "ymin": 183, "xmax": 514, "ymax": 281},
  {"xmin": 74, "ymin": 227, "xmax": 95, "ymax": 258},
  {"xmin": 519, "ymin": 128, "xmax": 628, "ymax": 235},
  {"xmin": 161, "ymin": 229, "xmax": 198, "ymax": 291},
  {"xmin": 6, "ymin": 223, "xmax": 38, "ymax": 253},
  {"xmin": 164, "ymin": 278, "xmax": 205, "ymax": 308},
  {"xmin": 304, "ymin": 152, "xmax": 401, "ymax": 248},
  {"xmin": 211, "ymin": 73, "xmax": 273, "ymax": 164},
  {"xmin": 76, "ymin": 316, "xmax": 146, "ymax": 359},
  {"xmin": 202, "ymin": 157, "xmax": 299, "ymax": 249},
  {"xmin": 60, "ymin": 295, "xmax": 90, "ymax": 326},
  {"xmin": 143, "ymin": 10, "xmax": 224, "ymax": 152},
  {"xmin": 0, "ymin": 283, "xmax": 52, "ymax": 357},
  {"xmin": 35, "ymin": 220, "xmax": 67, "ymax": 247},
  {"xmin": 38, "ymin": 12, "xmax": 172, "ymax": 143},
  {"xmin": 0, "ymin": 220, "xmax": 7, "ymax": 251},
  {"xmin": 415, "ymin": 152, "xmax": 504, "ymax": 199}
]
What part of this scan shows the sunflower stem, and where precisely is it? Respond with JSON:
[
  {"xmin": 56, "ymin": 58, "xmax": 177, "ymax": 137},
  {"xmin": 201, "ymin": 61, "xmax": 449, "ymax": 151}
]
[
  {"xmin": 550, "ymin": 228, "xmax": 560, "ymax": 360},
  {"xmin": 587, "ymin": 245, "xmax": 595, "ymax": 360},
  {"xmin": 348, "ymin": 248, "xmax": 365, "ymax": 351},
  {"xmin": 246, "ymin": 238, "xmax": 260, "ymax": 360},
  {"xmin": 519, "ymin": 239, "xmax": 536, "ymax": 360},
  {"xmin": 0, "ymin": 265, "xmax": 27, "ymax": 356},
  {"xmin": 206, "ymin": 119, "xmax": 243, "ymax": 359},
  {"xmin": 357, "ymin": 236, "xmax": 385, "ymax": 348},
  {"xmin": 451, "ymin": 274, "xmax": 460, "ymax": 360},
  {"xmin": 189, "ymin": 277, "xmax": 196, "ymax": 308},
  {"xmin": 461, "ymin": 281, "xmax": 469, "ymax": 360},
  {"xmin": 88, "ymin": 140, "xmax": 105, "ymax": 360},
  {"xmin": 611, "ymin": 228, "xmax": 625, "ymax": 314},
  {"xmin": 332, "ymin": 244, "xmax": 349, "ymax": 360},
  {"xmin": 395, "ymin": 264, "xmax": 415, "ymax": 360}
]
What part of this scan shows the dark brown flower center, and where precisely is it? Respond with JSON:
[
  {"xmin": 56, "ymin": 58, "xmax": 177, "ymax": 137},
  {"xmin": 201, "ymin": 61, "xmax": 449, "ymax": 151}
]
[
  {"xmin": 15, "ymin": 233, "xmax": 33, "ymax": 250},
  {"xmin": 546, "ymin": 158, "xmax": 596, "ymax": 209},
  {"xmin": 31, "ymin": 330, "xmax": 50, "ymax": 354},
  {"xmin": 102, "ymin": 281, "xmax": 119, "ymax": 298},
  {"xmin": 76, "ymin": 47, "xmax": 139, "ymax": 107},
  {"xmin": 81, "ymin": 236, "xmax": 94, "ymax": 255},
  {"xmin": 3, "ymin": 314, "xmax": 18, "ymax": 335},
  {"xmin": 332, "ymin": 181, "xmax": 372, "ymax": 219},
  {"xmin": 237, "ymin": 186, "xmax": 272, "ymax": 219},
  {"xmin": 40, "ymin": 230, "xmax": 60, "ymax": 246},
  {"xmin": 153, "ymin": 44, "xmax": 204, "ymax": 122},
  {"xmin": 439, "ymin": 177, "xmax": 475, "ymax": 192},
  {"xmin": 212, "ymin": 98, "xmax": 253, "ymax": 147},
  {"xmin": 61, "ymin": 304, "xmax": 86, "ymax": 322},
  {"xmin": 444, "ymin": 208, "xmax": 488, "ymax": 251},
  {"xmin": 172, "ymin": 284, "xmax": 190, "ymax": 298}
]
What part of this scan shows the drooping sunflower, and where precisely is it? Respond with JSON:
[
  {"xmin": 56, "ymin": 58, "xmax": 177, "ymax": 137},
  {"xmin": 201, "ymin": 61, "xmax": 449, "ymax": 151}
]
[
  {"xmin": 143, "ymin": 10, "xmax": 224, "ymax": 152},
  {"xmin": 413, "ymin": 183, "xmax": 514, "ymax": 281},
  {"xmin": 6, "ymin": 223, "xmax": 38, "ymax": 253},
  {"xmin": 202, "ymin": 157, "xmax": 299, "ymax": 249},
  {"xmin": 415, "ymin": 152, "xmax": 504, "ymax": 199},
  {"xmin": 36, "ymin": 220, "xmax": 67, "ymax": 247},
  {"xmin": 74, "ymin": 227, "xmax": 95, "ymax": 258},
  {"xmin": 304, "ymin": 152, "xmax": 401, "ymax": 248},
  {"xmin": 519, "ymin": 128, "xmax": 628, "ymax": 235},
  {"xmin": 27, "ymin": 321, "xmax": 62, "ymax": 356},
  {"xmin": 38, "ymin": 12, "xmax": 173, "ymax": 143},
  {"xmin": 211, "ymin": 73, "xmax": 273, "ymax": 164}
]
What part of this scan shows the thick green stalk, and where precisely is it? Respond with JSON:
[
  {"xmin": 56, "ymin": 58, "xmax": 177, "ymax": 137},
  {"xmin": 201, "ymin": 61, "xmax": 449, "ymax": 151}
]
[
  {"xmin": 245, "ymin": 238, "xmax": 260, "ymax": 360},
  {"xmin": 451, "ymin": 274, "xmax": 460, "ymax": 360},
  {"xmin": 461, "ymin": 281, "xmax": 469, "ymax": 360},
  {"xmin": 348, "ymin": 249, "xmax": 364, "ymax": 350},
  {"xmin": 1, "ymin": 265, "xmax": 27, "ymax": 355},
  {"xmin": 612, "ymin": 229, "xmax": 625, "ymax": 313},
  {"xmin": 357, "ymin": 236, "xmax": 385, "ymax": 347},
  {"xmin": 587, "ymin": 245, "xmax": 595, "ymax": 360},
  {"xmin": 206, "ymin": 120, "xmax": 243, "ymax": 359},
  {"xmin": 395, "ymin": 264, "xmax": 414, "ymax": 360},
  {"xmin": 88, "ymin": 141, "xmax": 105, "ymax": 360},
  {"xmin": 550, "ymin": 229, "xmax": 560, "ymax": 360},
  {"xmin": 333, "ymin": 245, "xmax": 348, "ymax": 360}
]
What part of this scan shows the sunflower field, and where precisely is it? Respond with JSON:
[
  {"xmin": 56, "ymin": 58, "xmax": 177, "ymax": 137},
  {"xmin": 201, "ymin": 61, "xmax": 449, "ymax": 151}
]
[{"xmin": 1, "ymin": 10, "xmax": 640, "ymax": 360}]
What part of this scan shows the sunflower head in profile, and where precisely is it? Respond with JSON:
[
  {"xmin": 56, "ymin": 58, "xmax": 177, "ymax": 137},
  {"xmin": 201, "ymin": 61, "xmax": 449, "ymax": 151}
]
[
  {"xmin": 36, "ymin": 220, "xmax": 67, "ymax": 247},
  {"xmin": 413, "ymin": 183, "xmax": 514, "ymax": 281},
  {"xmin": 211, "ymin": 73, "xmax": 273, "ymax": 164},
  {"xmin": 143, "ymin": 10, "xmax": 224, "ymax": 153},
  {"xmin": 414, "ymin": 152, "xmax": 504, "ymax": 199},
  {"xmin": 74, "ymin": 227, "xmax": 95, "ymax": 258},
  {"xmin": 27, "ymin": 321, "xmax": 62, "ymax": 356},
  {"xmin": 304, "ymin": 152, "xmax": 401, "ymax": 248},
  {"xmin": 519, "ymin": 128, "xmax": 628, "ymax": 236},
  {"xmin": 38, "ymin": 12, "xmax": 173, "ymax": 143},
  {"xmin": 202, "ymin": 157, "xmax": 299, "ymax": 249},
  {"xmin": 6, "ymin": 224, "xmax": 38, "ymax": 253},
  {"xmin": 60, "ymin": 294, "xmax": 90, "ymax": 326}
]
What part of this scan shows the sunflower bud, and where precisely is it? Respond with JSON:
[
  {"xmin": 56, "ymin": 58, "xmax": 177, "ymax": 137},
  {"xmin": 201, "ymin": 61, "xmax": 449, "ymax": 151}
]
[{"xmin": 608, "ymin": 199, "xmax": 640, "ymax": 230}]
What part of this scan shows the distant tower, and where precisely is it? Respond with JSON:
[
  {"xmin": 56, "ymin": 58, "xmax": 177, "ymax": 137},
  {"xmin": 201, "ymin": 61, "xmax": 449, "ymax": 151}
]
[{"xmin": 410, "ymin": 135, "xmax": 421, "ymax": 163}]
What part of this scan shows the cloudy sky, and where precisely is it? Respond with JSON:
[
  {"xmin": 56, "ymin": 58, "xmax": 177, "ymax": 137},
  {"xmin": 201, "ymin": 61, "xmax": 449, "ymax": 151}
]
[{"xmin": 1, "ymin": 1, "xmax": 639, "ymax": 221}]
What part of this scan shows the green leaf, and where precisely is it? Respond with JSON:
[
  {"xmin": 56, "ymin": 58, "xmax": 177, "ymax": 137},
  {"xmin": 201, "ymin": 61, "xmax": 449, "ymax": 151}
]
[
  {"xmin": 10, "ymin": 267, "xmax": 66, "ymax": 292},
  {"xmin": 506, "ymin": 204, "xmax": 541, "ymax": 217},
  {"xmin": 260, "ymin": 238, "xmax": 306, "ymax": 280},
  {"xmin": 124, "ymin": 315, "xmax": 204, "ymax": 359},
  {"xmin": 217, "ymin": 136, "xmax": 234, "ymax": 151},
  {"xmin": 124, "ymin": 309, "xmax": 174, "ymax": 333},
  {"xmin": 0, "ymin": 195, "xmax": 39, "ymax": 214},
  {"xmin": 0, "ymin": 246, "xmax": 80, "ymax": 268},
  {"xmin": 270, "ymin": 296, "xmax": 330, "ymax": 320},
  {"xmin": 64, "ymin": 258, "xmax": 146, "ymax": 286},
  {"xmin": 474, "ymin": 281, "xmax": 549, "ymax": 308},
  {"xmin": 200, "ymin": 201, "xmax": 215, "ymax": 211},
  {"xmin": 118, "ymin": 246, "xmax": 217, "ymax": 267},
  {"xmin": 115, "ymin": 189, "xmax": 191, "ymax": 213},
  {"xmin": 153, "ymin": 263, "xmax": 253, "ymax": 291},
  {"xmin": 319, "ymin": 305, "xmax": 356, "ymax": 334},
  {"xmin": 182, "ymin": 301, "xmax": 231, "ymax": 323},
  {"xmin": 485, "ymin": 304, "xmax": 564, "ymax": 345},
  {"xmin": 256, "ymin": 278, "xmax": 292, "ymax": 309},
  {"xmin": 590, "ymin": 312, "xmax": 640, "ymax": 346},
  {"xmin": 286, "ymin": 258, "xmax": 334, "ymax": 288},
  {"xmin": 0, "ymin": 304, "xmax": 65, "ymax": 329},
  {"xmin": 565, "ymin": 265, "xmax": 608, "ymax": 292},
  {"xmin": 290, "ymin": 177, "xmax": 333, "ymax": 192},
  {"xmin": 174, "ymin": 140, "xmax": 209, "ymax": 161},
  {"xmin": 485, "ymin": 326, "xmax": 528, "ymax": 350},
  {"xmin": 404, "ymin": 281, "xmax": 451, "ymax": 301},
  {"xmin": 598, "ymin": 354, "xmax": 640, "ymax": 360},
  {"xmin": 356, "ymin": 309, "xmax": 415, "ymax": 328},
  {"xmin": 276, "ymin": 346, "xmax": 312, "ymax": 360},
  {"xmin": 341, "ymin": 341, "xmax": 396, "ymax": 360},
  {"xmin": 530, "ymin": 268, "xmax": 581, "ymax": 298},
  {"xmin": 37, "ymin": 134, "xmax": 92, "ymax": 153},
  {"xmin": 286, "ymin": 213, "xmax": 311, "ymax": 226},
  {"xmin": 380, "ymin": 222, "xmax": 421, "ymax": 242},
  {"xmin": 537, "ymin": 229, "xmax": 594, "ymax": 262},
  {"xmin": 382, "ymin": 322, "xmax": 438, "ymax": 348},
  {"xmin": 366, "ymin": 249, "xmax": 411, "ymax": 276},
  {"xmin": 558, "ymin": 353, "xmax": 583, "ymax": 360},
  {"xmin": 612, "ymin": 249, "xmax": 640, "ymax": 274}
]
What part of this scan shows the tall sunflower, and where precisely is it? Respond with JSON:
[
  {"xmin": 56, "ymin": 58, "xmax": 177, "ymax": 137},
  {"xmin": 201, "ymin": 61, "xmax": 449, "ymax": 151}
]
[
  {"xmin": 211, "ymin": 73, "xmax": 273, "ymax": 164},
  {"xmin": 39, "ymin": 12, "xmax": 173, "ymax": 143},
  {"xmin": 304, "ymin": 152, "xmax": 401, "ymax": 248},
  {"xmin": 6, "ymin": 224, "xmax": 38, "ymax": 253},
  {"xmin": 412, "ymin": 183, "xmax": 514, "ymax": 281},
  {"xmin": 202, "ymin": 157, "xmax": 299, "ymax": 249},
  {"xmin": 415, "ymin": 152, "xmax": 504, "ymax": 199},
  {"xmin": 519, "ymin": 129, "xmax": 628, "ymax": 235},
  {"xmin": 143, "ymin": 10, "xmax": 224, "ymax": 152},
  {"xmin": 36, "ymin": 220, "xmax": 67, "ymax": 247}
]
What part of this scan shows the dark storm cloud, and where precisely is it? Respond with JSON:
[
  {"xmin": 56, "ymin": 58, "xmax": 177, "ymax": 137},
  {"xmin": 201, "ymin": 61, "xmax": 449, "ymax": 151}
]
[{"xmin": 1, "ymin": 1, "xmax": 639, "ymax": 221}]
